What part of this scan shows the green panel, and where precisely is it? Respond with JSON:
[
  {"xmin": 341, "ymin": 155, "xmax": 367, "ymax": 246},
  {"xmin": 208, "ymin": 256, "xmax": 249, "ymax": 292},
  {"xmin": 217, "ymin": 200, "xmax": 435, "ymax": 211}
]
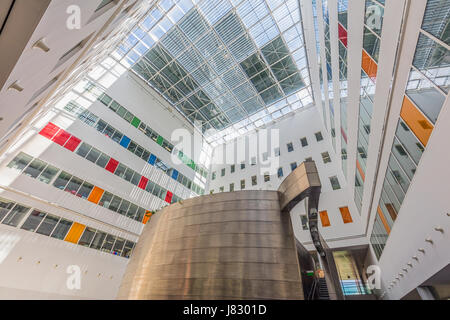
[
  {"xmin": 131, "ymin": 117, "xmax": 141, "ymax": 128},
  {"xmin": 156, "ymin": 136, "xmax": 164, "ymax": 145}
]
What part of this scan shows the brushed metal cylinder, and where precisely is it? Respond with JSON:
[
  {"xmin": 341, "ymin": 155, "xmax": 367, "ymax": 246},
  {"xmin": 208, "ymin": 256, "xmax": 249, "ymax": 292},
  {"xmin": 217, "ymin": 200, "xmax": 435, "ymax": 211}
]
[{"xmin": 117, "ymin": 190, "xmax": 303, "ymax": 300}]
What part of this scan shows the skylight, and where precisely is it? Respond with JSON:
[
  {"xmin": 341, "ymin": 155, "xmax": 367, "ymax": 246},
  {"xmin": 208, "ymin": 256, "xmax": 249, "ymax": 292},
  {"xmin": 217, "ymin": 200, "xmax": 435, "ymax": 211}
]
[{"xmin": 111, "ymin": 0, "xmax": 313, "ymax": 146}]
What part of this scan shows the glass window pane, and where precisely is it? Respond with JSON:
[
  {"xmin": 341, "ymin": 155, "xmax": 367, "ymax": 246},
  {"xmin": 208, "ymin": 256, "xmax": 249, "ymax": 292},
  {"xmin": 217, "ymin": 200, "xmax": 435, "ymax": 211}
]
[
  {"xmin": 0, "ymin": 198, "xmax": 16, "ymax": 222},
  {"xmin": 112, "ymin": 237, "xmax": 125, "ymax": 256},
  {"xmin": 2, "ymin": 204, "xmax": 30, "ymax": 227},
  {"xmin": 23, "ymin": 159, "xmax": 47, "ymax": 179},
  {"xmin": 109, "ymin": 196, "xmax": 122, "ymax": 212},
  {"xmin": 90, "ymin": 231, "xmax": 107, "ymax": 250},
  {"xmin": 127, "ymin": 204, "xmax": 138, "ymax": 219},
  {"xmin": 35, "ymin": 214, "xmax": 59, "ymax": 236},
  {"xmin": 130, "ymin": 172, "xmax": 141, "ymax": 186},
  {"xmin": 78, "ymin": 181, "xmax": 94, "ymax": 199},
  {"xmin": 118, "ymin": 199, "xmax": 131, "ymax": 215},
  {"xmin": 50, "ymin": 218, "xmax": 73, "ymax": 240},
  {"xmin": 101, "ymin": 234, "xmax": 116, "ymax": 253},
  {"xmin": 99, "ymin": 191, "xmax": 113, "ymax": 208},
  {"xmin": 65, "ymin": 176, "xmax": 83, "ymax": 195},
  {"xmin": 37, "ymin": 165, "xmax": 59, "ymax": 184},
  {"xmin": 421, "ymin": 0, "xmax": 450, "ymax": 46},
  {"xmin": 76, "ymin": 142, "xmax": 91, "ymax": 158},
  {"xmin": 53, "ymin": 171, "xmax": 72, "ymax": 190},
  {"xmin": 7, "ymin": 152, "xmax": 33, "ymax": 171},
  {"xmin": 114, "ymin": 163, "xmax": 127, "ymax": 179},
  {"xmin": 86, "ymin": 147, "xmax": 101, "ymax": 163},
  {"xmin": 122, "ymin": 240, "xmax": 135, "ymax": 258},
  {"xmin": 21, "ymin": 210, "xmax": 46, "ymax": 232},
  {"xmin": 78, "ymin": 227, "xmax": 96, "ymax": 247},
  {"xmin": 96, "ymin": 153, "xmax": 110, "ymax": 168}
]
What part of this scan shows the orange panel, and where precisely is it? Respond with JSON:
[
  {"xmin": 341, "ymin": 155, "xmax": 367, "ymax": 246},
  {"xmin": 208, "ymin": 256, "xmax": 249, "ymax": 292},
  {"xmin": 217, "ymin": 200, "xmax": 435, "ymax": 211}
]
[
  {"xmin": 400, "ymin": 96, "xmax": 433, "ymax": 146},
  {"xmin": 142, "ymin": 211, "xmax": 152, "ymax": 224},
  {"xmin": 361, "ymin": 50, "xmax": 372, "ymax": 75},
  {"xmin": 319, "ymin": 210, "xmax": 331, "ymax": 227},
  {"xmin": 368, "ymin": 59, "xmax": 378, "ymax": 81},
  {"xmin": 356, "ymin": 159, "xmax": 365, "ymax": 181},
  {"xmin": 377, "ymin": 206, "xmax": 391, "ymax": 235},
  {"xmin": 87, "ymin": 186, "xmax": 104, "ymax": 204},
  {"xmin": 339, "ymin": 207, "xmax": 353, "ymax": 224},
  {"xmin": 64, "ymin": 222, "xmax": 86, "ymax": 244}
]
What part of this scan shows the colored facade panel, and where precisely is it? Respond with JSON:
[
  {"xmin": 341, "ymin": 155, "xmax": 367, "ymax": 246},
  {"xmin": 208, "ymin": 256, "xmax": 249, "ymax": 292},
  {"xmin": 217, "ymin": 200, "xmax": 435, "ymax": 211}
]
[
  {"xmin": 120, "ymin": 135, "xmax": 131, "ymax": 148},
  {"xmin": 64, "ymin": 222, "xmax": 86, "ymax": 244},
  {"xmin": 356, "ymin": 159, "xmax": 365, "ymax": 181},
  {"xmin": 339, "ymin": 207, "xmax": 353, "ymax": 224},
  {"xmin": 87, "ymin": 186, "xmax": 104, "ymax": 204},
  {"xmin": 171, "ymin": 169, "xmax": 179, "ymax": 180},
  {"xmin": 156, "ymin": 136, "xmax": 164, "ymax": 146},
  {"xmin": 400, "ymin": 96, "xmax": 433, "ymax": 146},
  {"xmin": 105, "ymin": 158, "xmax": 119, "ymax": 173},
  {"xmin": 148, "ymin": 154, "xmax": 156, "ymax": 165},
  {"xmin": 52, "ymin": 130, "xmax": 71, "ymax": 146},
  {"xmin": 131, "ymin": 116, "xmax": 141, "ymax": 128},
  {"xmin": 338, "ymin": 23, "xmax": 347, "ymax": 47},
  {"xmin": 341, "ymin": 127, "xmax": 348, "ymax": 143},
  {"xmin": 39, "ymin": 122, "xmax": 60, "ymax": 139},
  {"xmin": 377, "ymin": 206, "xmax": 391, "ymax": 234},
  {"xmin": 165, "ymin": 191, "xmax": 173, "ymax": 204},
  {"xmin": 319, "ymin": 210, "xmax": 331, "ymax": 227},
  {"xmin": 361, "ymin": 50, "xmax": 377, "ymax": 81},
  {"xmin": 64, "ymin": 136, "xmax": 81, "ymax": 152},
  {"xmin": 138, "ymin": 176, "xmax": 148, "ymax": 190},
  {"xmin": 143, "ymin": 211, "xmax": 152, "ymax": 224}
]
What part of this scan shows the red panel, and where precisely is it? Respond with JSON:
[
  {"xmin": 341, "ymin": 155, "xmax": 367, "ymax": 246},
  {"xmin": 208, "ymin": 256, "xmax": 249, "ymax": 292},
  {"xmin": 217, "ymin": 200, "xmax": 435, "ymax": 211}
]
[
  {"xmin": 165, "ymin": 191, "xmax": 173, "ymax": 203},
  {"xmin": 105, "ymin": 158, "xmax": 119, "ymax": 173},
  {"xmin": 52, "ymin": 129, "xmax": 71, "ymax": 146},
  {"xmin": 341, "ymin": 127, "xmax": 347, "ymax": 143},
  {"xmin": 39, "ymin": 122, "xmax": 60, "ymax": 139},
  {"xmin": 138, "ymin": 176, "xmax": 148, "ymax": 190},
  {"xmin": 64, "ymin": 136, "xmax": 81, "ymax": 152},
  {"xmin": 338, "ymin": 23, "xmax": 347, "ymax": 47}
]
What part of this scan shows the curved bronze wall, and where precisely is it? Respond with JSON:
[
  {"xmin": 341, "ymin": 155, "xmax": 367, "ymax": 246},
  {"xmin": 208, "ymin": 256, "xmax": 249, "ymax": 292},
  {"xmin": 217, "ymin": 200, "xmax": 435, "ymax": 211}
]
[{"xmin": 117, "ymin": 190, "xmax": 303, "ymax": 300}]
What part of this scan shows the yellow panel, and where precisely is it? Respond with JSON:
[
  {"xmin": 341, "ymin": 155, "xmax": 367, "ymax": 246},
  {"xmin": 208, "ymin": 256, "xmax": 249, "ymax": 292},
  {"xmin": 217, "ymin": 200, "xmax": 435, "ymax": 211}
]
[
  {"xmin": 339, "ymin": 207, "xmax": 353, "ymax": 224},
  {"xmin": 64, "ymin": 222, "xmax": 86, "ymax": 244},
  {"xmin": 87, "ymin": 186, "xmax": 104, "ymax": 204},
  {"xmin": 319, "ymin": 210, "xmax": 331, "ymax": 227},
  {"xmin": 400, "ymin": 96, "xmax": 433, "ymax": 146}
]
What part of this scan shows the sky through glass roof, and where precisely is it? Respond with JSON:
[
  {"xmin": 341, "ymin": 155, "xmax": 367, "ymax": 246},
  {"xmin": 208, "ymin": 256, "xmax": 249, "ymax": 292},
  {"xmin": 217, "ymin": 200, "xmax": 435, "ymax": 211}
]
[{"xmin": 111, "ymin": 0, "xmax": 313, "ymax": 146}]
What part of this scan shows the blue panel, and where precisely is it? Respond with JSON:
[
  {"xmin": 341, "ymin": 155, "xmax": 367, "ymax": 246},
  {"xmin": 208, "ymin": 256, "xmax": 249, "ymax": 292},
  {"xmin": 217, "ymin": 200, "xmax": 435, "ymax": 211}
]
[
  {"xmin": 172, "ymin": 169, "xmax": 179, "ymax": 180},
  {"xmin": 148, "ymin": 154, "xmax": 156, "ymax": 165},
  {"xmin": 120, "ymin": 136, "xmax": 131, "ymax": 148}
]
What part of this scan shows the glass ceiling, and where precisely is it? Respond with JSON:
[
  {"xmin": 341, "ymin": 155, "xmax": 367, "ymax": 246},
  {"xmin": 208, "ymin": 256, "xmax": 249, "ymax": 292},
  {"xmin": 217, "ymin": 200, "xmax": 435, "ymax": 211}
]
[{"xmin": 111, "ymin": 0, "xmax": 313, "ymax": 146}]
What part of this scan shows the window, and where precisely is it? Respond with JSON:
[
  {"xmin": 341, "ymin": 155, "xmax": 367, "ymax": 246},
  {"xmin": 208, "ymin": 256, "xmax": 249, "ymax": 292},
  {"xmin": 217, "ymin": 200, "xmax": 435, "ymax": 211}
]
[
  {"xmin": 264, "ymin": 172, "xmax": 270, "ymax": 182},
  {"xmin": 35, "ymin": 214, "xmax": 59, "ymax": 236},
  {"xmin": 7, "ymin": 152, "xmax": 33, "ymax": 171},
  {"xmin": 0, "ymin": 198, "xmax": 15, "ymax": 222},
  {"xmin": 300, "ymin": 215, "xmax": 308, "ymax": 230},
  {"xmin": 315, "ymin": 131, "xmax": 323, "ymax": 141},
  {"xmin": 240, "ymin": 179, "xmax": 245, "ymax": 189},
  {"xmin": 76, "ymin": 142, "xmax": 91, "ymax": 158},
  {"xmin": 65, "ymin": 176, "xmax": 83, "ymax": 195},
  {"xmin": 305, "ymin": 157, "xmax": 313, "ymax": 162},
  {"xmin": 221, "ymin": 168, "xmax": 225, "ymax": 177},
  {"xmin": 241, "ymin": 162, "xmax": 245, "ymax": 170},
  {"xmin": 277, "ymin": 167, "xmax": 283, "ymax": 178},
  {"xmin": 262, "ymin": 152, "xmax": 268, "ymax": 161},
  {"xmin": 79, "ymin": 227, "xmax": 96, "ymax": 247},
  {"xmin": 51, "ymin": 218, "xmax": 72, "ymax": 240},
  {"xmin": 23, "ymin": 159, "xmax": 47, "ymax": 179},
  {"xmin": 300, "ymin": 137, "xmax": 308, "ymax": 147},
  {"xmin": 251, "ymin": 156, "xmax": 256, "ymax": 166},
  {"xmin": 231, "ymin": 164, "xmax": 235, "ymax": 173},
  {"xmin": 101, "ymin": 234, "xmax": 116, "ymax": 253},
  {"xmin": 212, "ymin": 172, "xmax": 216, "ymax": 180},
  {"xmin": 230, "ymin": 183, "xmax": 234, "ymax": 192},
  {"xmin": 90, "ymin": 231, "xmax": 106, "ymax": 250},
  {"xmin": 251, "ymin": 175, "xmax": 257, "ymax": 186},
  {"xmin": 290, "ymin": 162, "xmax": 297, "ymax": 171},
  {"xmin": 37, "ymin": 164, "xmax": 59, "ymax": 184},
  {"xmin": 339, "ymin": 206, "xmax": 353, "ymax": 224},
  {"xmin": 21, "ymin": 210, "xmax": 46, "ymax": 232},
  {"xmin": 53, "ymin": 171, "xmax": 72, "ymax": 190},
  {"xmin": 329, "ymin": 176, "xmax": 341, "ymax": 190},
  {"xmin": 96, "ymin": 153, "xmax": 110, "ymax": 168},
  {"xmin": 219, "ymin": 186, "xmax": 224, "ymax": 192},
  {"xmin": 274, "ymin": 147, "xmax": 280, "ymax": 156},
  {"xmin": 86, "ymin": 147, "xmax": 101, "ymax": 163},
  {"xmin": 287, "ymin": 142, "xmax": 294, "ymax": 152},
  {"xmin": 321, "ymin": 152, "xmax": 331, "ymax": 163},
  {"xmin": 2, "ymin": 204, "xmax": 30, "ymax": 227}
]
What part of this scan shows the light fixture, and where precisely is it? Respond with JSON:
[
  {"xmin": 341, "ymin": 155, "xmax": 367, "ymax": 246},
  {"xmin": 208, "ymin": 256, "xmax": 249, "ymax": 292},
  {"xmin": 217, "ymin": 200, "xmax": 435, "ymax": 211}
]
[
  {"xmin": 412, "ymin": 255, "xmax": 419, "ymax": 261},
  {"xmin": 425, "ymin": 238, "xmax": 433, "ymax": 244},
  {"xmin": 32, "ymin": 38, "xmax": 50, "ymax": 52},
  {"xmin": 8, "ymin": 81, "xmax": 24, "ymax": 92},
  {"xmin": 434, "ymin": 226, "xmax": 444, "ymax": 233},
  {"xmin": 407, "ymin": 262, "xmax": 413, "ymax": 268},
  {"xmin": 418, "ymin": 248, "xmax": 425, "ymax": 254}
]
